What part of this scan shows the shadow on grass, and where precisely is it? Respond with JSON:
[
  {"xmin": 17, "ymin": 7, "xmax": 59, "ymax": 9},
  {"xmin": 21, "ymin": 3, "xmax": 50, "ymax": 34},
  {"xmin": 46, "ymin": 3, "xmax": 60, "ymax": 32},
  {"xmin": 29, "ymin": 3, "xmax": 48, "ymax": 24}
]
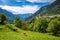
[{"xmin": 48, "ymin": 33, "xmax": 60, "ymax": 37}]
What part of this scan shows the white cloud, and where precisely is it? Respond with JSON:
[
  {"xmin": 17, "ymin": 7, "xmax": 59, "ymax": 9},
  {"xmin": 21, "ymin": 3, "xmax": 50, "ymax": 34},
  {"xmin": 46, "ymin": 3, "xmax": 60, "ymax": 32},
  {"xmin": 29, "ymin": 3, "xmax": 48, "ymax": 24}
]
[
  {"xmin": 0, "ymin": 5, "xmax": 40, "ymax": 14},
  {"xmin": 27, "ymin": 0, "xmax": 56, "ymax": 3}
]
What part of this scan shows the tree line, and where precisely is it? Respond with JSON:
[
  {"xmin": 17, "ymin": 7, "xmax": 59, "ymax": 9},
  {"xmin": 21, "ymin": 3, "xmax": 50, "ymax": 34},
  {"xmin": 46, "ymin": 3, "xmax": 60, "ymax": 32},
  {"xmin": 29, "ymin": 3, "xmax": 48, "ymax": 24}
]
[{"xmin": 0, "ymin": 13, "xmax": 60, "ymax": 36}]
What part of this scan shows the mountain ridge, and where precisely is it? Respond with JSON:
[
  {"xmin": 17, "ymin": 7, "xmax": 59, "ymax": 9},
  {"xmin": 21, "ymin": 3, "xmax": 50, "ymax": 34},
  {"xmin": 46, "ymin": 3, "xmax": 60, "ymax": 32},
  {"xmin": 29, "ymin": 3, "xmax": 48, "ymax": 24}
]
[
  {"xmin": 26, "ymin": 0, "xmax": 60, "ymax": 20},
  {"xmin": 0, "ymin": 8, "xmax": 32, "ymax": 23},
  {"xmin": 34, "ymin": 0, "xmax": 60, "ymax": 16}
]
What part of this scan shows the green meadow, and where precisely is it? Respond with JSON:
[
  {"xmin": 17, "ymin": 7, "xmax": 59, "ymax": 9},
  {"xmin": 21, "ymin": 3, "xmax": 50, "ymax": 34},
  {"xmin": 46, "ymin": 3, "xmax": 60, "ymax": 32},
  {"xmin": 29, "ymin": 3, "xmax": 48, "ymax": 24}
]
[{"xmin": 0, "ymin": 25, "xmax": 60, "ymax": 40}]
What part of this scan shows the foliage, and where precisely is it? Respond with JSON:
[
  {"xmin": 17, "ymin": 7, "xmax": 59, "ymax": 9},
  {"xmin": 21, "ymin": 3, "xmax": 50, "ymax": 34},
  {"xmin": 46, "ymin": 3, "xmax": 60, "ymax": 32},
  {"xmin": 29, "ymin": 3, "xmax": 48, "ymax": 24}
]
[
  {"xmin": 28, "ymin": 18, "xmax": 36, "ymax": 31},
  {"xmin": 0, "ymin": 13, "xmax": 7, "ymax": 25},
  {"xmin": 28, "ymin": 17, "xmax": 48, "ymax": 32},
  {"xmin": 47, "ymin": 18, "xmax": 60, "ymax": 35},
  {"xmin": 14, "ymin": 16, "xmax": 29, "ymax": 30},
  {"xmin": 14, "ymin": 16, "xmax": 22, "ymax": 28},
  {"xmin": 6, "ymin": 24, "xmax": 18, "ymax": 32},
  {"xmin": 37, "ymin": 18, "xmax": 48, "ymax": 32}
]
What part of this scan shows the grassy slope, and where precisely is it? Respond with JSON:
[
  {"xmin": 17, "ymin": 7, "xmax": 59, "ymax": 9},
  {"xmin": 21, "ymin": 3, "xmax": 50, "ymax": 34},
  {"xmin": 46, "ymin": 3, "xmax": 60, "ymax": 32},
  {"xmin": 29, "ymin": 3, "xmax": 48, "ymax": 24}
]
[{"xmin": 0, "ymin": 25, "xmax": 60, "ymax": 40}]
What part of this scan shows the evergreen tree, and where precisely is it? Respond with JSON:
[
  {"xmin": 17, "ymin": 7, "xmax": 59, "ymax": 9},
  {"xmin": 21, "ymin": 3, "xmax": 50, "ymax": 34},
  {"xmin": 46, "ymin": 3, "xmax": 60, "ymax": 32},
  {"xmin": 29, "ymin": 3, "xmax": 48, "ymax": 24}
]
[{"xmin": 0, "ymin": 13, "xmax": 7, "ymax": 25}]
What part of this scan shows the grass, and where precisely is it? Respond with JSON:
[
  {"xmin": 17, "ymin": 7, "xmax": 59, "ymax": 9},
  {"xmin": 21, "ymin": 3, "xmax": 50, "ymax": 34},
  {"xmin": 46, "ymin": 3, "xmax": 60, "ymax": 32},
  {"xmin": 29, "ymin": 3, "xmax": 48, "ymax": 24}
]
[{"xmin": 0, "ymin": 24, "xmax": 60, "ymax": 40}]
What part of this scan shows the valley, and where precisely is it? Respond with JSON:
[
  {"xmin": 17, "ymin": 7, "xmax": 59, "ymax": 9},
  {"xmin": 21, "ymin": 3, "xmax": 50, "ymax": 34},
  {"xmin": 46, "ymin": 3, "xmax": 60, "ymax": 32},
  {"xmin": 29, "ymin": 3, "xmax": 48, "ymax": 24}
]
[{"xmin": 0, "ymin": 0, "xmax": 60, "ymax": 40}]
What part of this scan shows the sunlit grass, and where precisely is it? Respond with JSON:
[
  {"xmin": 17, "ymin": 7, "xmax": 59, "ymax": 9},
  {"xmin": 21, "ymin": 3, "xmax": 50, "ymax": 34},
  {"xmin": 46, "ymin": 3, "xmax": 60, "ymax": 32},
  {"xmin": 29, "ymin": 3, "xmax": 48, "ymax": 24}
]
[{"xmin": 0, "ymin": 25, "xmax": 60, "ymax": 40}]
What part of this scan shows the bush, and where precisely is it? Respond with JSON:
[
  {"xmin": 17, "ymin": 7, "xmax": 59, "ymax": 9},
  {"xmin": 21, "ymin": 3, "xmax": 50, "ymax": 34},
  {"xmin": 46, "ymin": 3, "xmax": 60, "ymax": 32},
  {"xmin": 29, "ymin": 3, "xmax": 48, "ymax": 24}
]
[
  {"xmin": 6, "ymin": 24, "xmax": 18, "ymax": 32},
  {"xmin": 47, "ymin": 18, "xmax": 60, "ymax": 35},
  {"xmin": 37, "ymin": 18, "xmax": 48, "ymax": 32}
]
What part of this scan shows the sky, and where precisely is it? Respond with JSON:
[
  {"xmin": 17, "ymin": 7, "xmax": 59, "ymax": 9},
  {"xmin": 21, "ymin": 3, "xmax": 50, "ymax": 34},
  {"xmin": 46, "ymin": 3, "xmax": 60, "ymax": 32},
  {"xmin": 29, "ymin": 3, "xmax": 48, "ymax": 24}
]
[{"xmin": 0, "ymin": 0, "xmax": 56, "ymax": 14}]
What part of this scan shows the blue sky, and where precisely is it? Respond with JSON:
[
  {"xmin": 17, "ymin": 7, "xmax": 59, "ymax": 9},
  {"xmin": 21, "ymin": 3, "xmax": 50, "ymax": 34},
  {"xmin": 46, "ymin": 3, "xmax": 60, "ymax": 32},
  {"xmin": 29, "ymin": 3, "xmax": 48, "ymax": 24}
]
[{"xmin": 0, "ymin": 0, "xmax": 56, "ymax": 14}]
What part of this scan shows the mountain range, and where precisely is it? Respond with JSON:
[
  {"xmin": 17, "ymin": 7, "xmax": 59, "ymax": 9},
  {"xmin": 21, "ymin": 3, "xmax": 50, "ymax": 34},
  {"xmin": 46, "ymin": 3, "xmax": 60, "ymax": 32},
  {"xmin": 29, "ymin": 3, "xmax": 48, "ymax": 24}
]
[
  {"xmin": 0, "ymin": 0, "xmax": 60, "ymax": 22},
  {"xmin": 26, "ymin": 0, "xmax": 60, "ymax": 20},
  {"xmin": 0, "ymin": 8, "xmax": 15, "ymax": 23},
  {"xmin": 15, "ymin": 13, "xmax": 32, "ymax": 20},
  {"xmin": 0, "ymin": 8, "xmax": 32, "ymax": 23}
]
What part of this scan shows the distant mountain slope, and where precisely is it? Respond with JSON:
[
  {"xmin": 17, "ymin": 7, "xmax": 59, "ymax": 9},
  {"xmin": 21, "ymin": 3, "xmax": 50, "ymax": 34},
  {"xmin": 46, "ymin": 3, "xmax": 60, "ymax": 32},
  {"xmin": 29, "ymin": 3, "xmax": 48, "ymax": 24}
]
[
  {"xmin": 0, "ymin": 8, "xmax": 32, "ymax": 23},
  {"xmin": 35, "ymin": 0, "xmax": 60, "ymax": 16},
  {"xmin": 0, "ymin": 8, "xmax": 15, "ymax": 23},
  {"xmin": 27, "ymin": 0, "xmax": 60, "ymax": 20},
  {"xmin": 40, "ymin": 0, "xmax": 60, "ymax": 16},
  {"xmin": 16, "ymin": 14, "xmax": 32, "ymax": 20}
]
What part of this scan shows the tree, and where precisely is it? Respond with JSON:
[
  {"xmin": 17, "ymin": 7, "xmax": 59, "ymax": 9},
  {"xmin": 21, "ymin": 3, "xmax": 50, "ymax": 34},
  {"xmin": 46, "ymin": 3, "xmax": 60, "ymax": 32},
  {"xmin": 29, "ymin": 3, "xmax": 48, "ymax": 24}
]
[
  {"xmin": 47, "ymin": 18, "xmax": 60, "ymax": 35},
  {"xmin": 0, "ymin": 13, "xmax": 7, "ymax": 25},
  {"xmin": 38, "ymin": 18, "xmax": 48, "ymax": 32},
  {"xmin": 27, "ymin": 17, "xmax": 36, "ymax": 31},
  {"xmin": 14, "ymin": 16, "xmax": 22, "ymax": 28},
  {"xmin": 28, "ymin": 17, "xmax": 48, "ymax": 32},
  {"xmin": 14, "ymin": 16, "xmax": 28, "ymax": 30}
]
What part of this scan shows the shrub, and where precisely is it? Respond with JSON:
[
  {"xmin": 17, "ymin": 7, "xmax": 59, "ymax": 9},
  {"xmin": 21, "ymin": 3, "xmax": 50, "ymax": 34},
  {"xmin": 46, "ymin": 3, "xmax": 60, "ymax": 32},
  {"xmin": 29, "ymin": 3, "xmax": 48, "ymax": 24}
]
[
  {"xmin": 47, "ymin": 18, "xmax": 60, "ymax": 35},
  {"xmin": 38, "ymin": 18, "xmax": 48, "ymax": 32},
  {"xmin": 6, "ymin": 24, "xmax": 18, "ymax": 32}
]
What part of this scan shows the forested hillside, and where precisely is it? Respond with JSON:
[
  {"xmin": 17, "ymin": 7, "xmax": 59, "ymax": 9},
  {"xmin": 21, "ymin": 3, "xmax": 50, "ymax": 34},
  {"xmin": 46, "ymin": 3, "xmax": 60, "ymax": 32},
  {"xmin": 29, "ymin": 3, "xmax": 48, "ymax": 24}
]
[
  {"xmin": 26, "ymin": 0, "xmax": 60, "ymax": 20},
  {"xmin": 0, "ymin": 0, "xmax": 60, "ymax": 40}
]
